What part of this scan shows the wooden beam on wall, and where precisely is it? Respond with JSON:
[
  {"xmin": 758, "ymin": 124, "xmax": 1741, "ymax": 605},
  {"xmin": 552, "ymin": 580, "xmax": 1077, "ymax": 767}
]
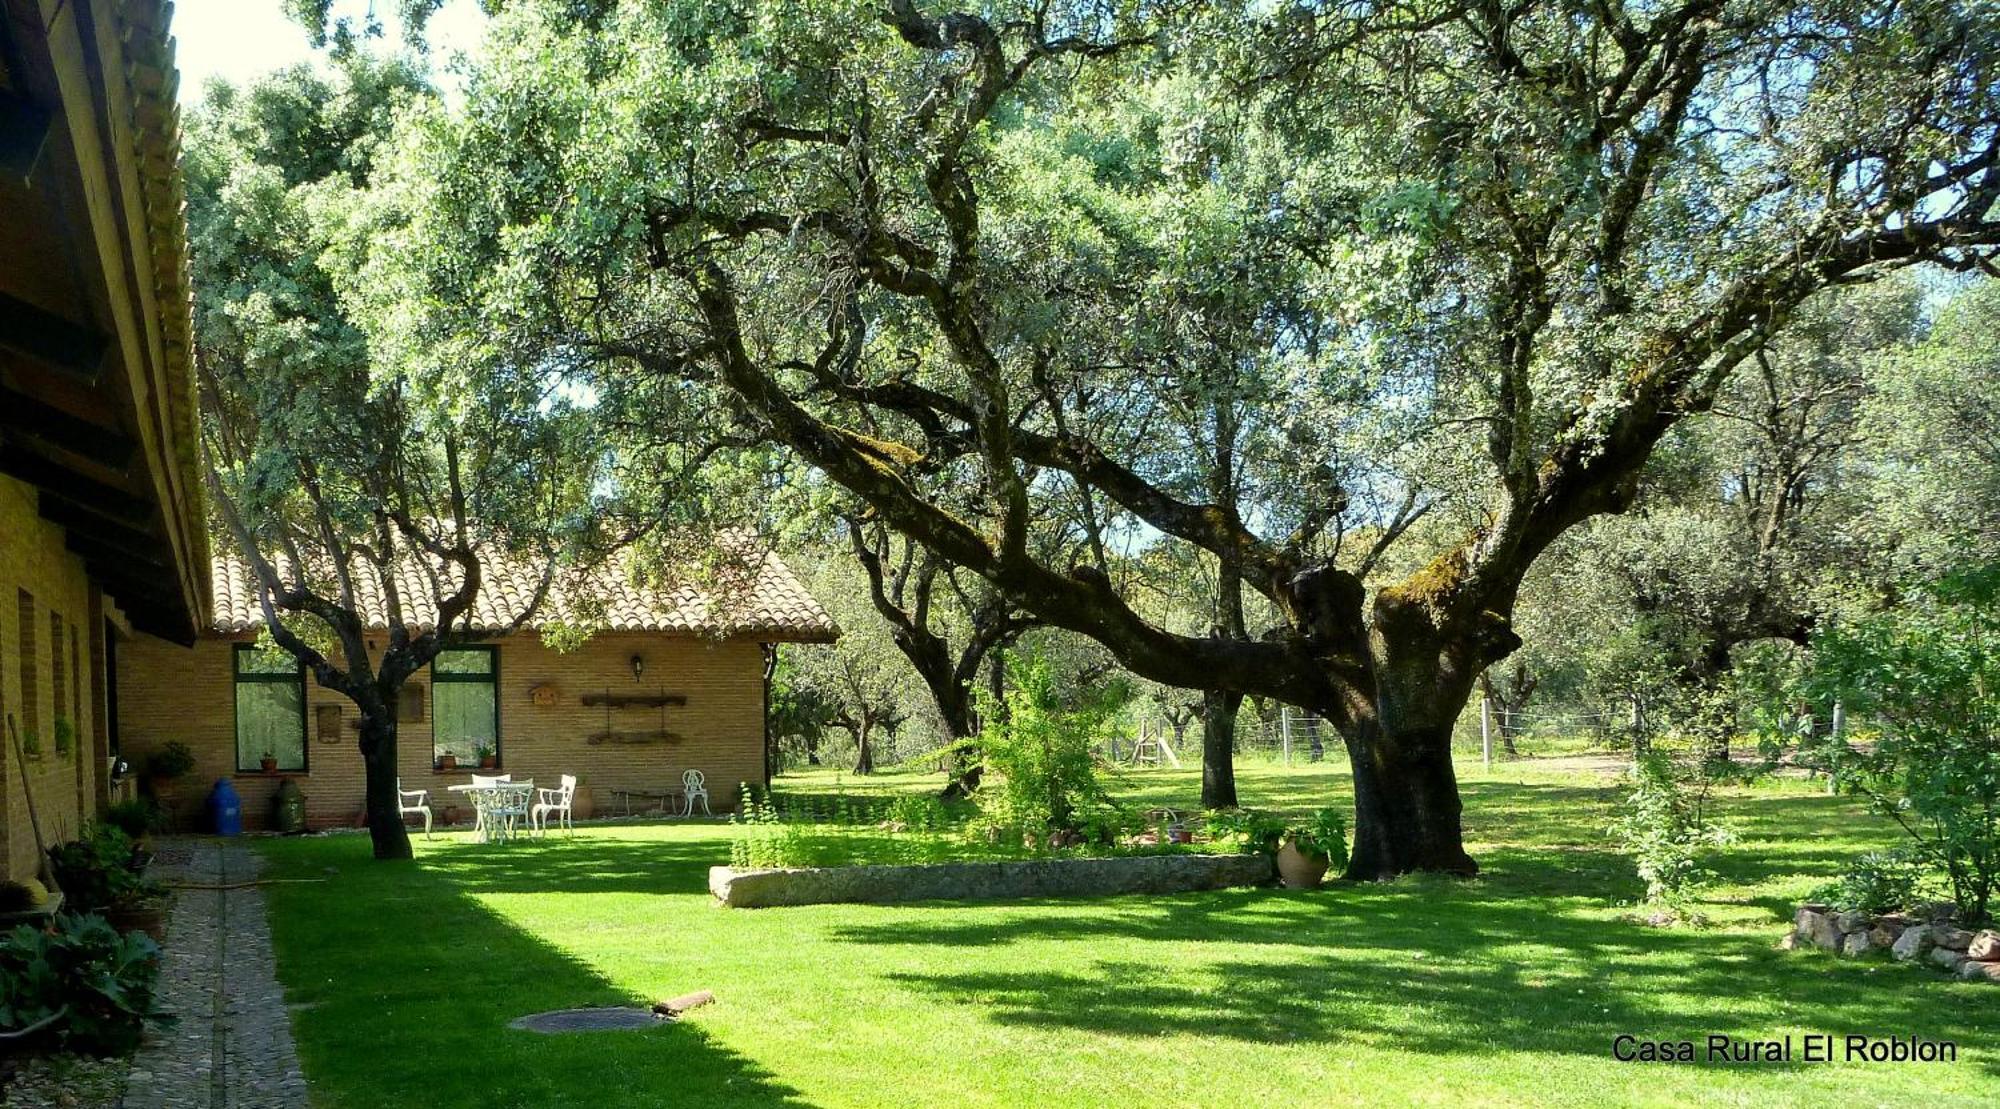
[
  {"xmin": 0, "ymin": 385, "xmax": 134, "ymax": 468},
  {"xmin": 0, "ymin": 439, "xmax": 150, "ymax": 520},
  {"xmin": 39, "ymin": 493, "xmax": 159, "ymax": 553},
  {"xmin": 0, "ymin": 291, "xmax": 107, "ymax": 382}
]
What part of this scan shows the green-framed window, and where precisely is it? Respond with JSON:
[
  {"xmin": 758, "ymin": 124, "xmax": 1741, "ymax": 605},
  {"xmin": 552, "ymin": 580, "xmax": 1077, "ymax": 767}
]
[
  {"xmin": 432, "ymin": 646, "xmax": 499, "ymax": 767},
  {"xmin": 234, "ymin": 644, "xmax": 307, "ymax": 772}
]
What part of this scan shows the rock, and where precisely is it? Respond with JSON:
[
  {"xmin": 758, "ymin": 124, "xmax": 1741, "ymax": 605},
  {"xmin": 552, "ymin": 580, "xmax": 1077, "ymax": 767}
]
[
  {"xmin": 1968, "ymin": 930, "xmax": 2000, "ymax": 961},
  {"xmin": 1875, "ymin": 912, "xmax": 1913, "ymax": 931},
  {"xmin": 1842, "ymin": 930, "xmax": 1878, "ymax": 957},
  {"xmin": 1933, "ymin": 925, "xmax": 1974, "ymax": 951},
  {"xmin": 1931, "ymin": 945, "xmax": 1969, "ymax": 974},
  {"xmin": 1892, "ymin": 925, "xmax": 1933, "ymax": 962},
  {"xmin": 1807, "ymin": 910, "xmax": 1844, "ymax": 951},
  {"xmin": 1835, "ymin": 910, "xmax": 1871, "ymax": 934},
  {"xmin": 1960, "ymin": 960, "xmax": 2000, "ymax": 984},
  {"xmin": 1777, "ymin": 931, "xmax": 1801, "ymax": 951},
  {"xmin": 1799, "ymin": 902, "xmax": 1831, "ymax": 915},
  {"xmin": 1868, "ymin": 924, "xmax": 1900, "ymax": 948}
]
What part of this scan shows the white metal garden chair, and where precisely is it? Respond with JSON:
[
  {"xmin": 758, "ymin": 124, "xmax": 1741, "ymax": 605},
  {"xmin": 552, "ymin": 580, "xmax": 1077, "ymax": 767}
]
[
  {"xmin": 532, "ymin": 774, "xmax": 577, "ymax": 837},
  {"xmin": 396, "ymin": 778, "xmax": 433, "ymax": 839},
  {"xmin": 681, "ymin": 769, "xmax": 711, "ymax": 817},
  {"xmin": 470, "ymin": 774, "xmax": 509, "ymax": 837}
]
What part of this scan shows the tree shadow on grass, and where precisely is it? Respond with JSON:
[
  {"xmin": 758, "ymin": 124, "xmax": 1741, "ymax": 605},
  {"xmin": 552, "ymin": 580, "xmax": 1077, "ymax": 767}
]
[
  {"xmin": 830, "ymin": 878, "xmax": 2000, "ymax": 1075},
  {"xmin": 255, "ymin": 836, "xmax": 813, "ymax": 1109}
]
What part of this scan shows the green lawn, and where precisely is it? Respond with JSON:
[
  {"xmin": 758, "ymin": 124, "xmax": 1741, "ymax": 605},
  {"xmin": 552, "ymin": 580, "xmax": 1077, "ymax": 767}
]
[{"xmin": 254, "ymin": 761, "xmax": 1999, "ymax": 1107}]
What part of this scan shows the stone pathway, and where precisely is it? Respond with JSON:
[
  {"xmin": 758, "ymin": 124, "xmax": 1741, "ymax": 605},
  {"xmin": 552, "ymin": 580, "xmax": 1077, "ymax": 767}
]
[{"xmin": 121, "ymin": 838, "xmax": 308, "ymax": 1109}]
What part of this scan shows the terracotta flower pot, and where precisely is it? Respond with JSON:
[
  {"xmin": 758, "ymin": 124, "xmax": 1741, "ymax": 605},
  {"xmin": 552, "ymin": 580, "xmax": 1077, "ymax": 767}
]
[
  {"xmin": 479, "ymin": 756, "xmax": 497, "ymax": 769},
  {"xmin": 260, "ymin": 757, "xmax": 278, "ymax": 773},
  {"xmin": 438, "ymin": 755, "xmax": 458, "ymax": 771},
  {"xmin": 1276, "ymin": 840, "xmax": 1331, "ymax": 889}
]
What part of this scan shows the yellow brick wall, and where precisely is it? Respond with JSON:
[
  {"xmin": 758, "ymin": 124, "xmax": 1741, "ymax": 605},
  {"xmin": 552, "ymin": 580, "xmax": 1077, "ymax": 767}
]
[
  {"xmin": 116, "ymin": 627, "xmax": 768, "ymax": 830},
  {"xmin": 0, "ymin": 475, "xmax": 103, "ymax": 881}
]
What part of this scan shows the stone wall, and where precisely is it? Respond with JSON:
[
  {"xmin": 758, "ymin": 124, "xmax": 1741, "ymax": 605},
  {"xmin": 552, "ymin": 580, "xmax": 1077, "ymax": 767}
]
[
  {"xmin": 118, "ymin": 630, "xmax": 768, "ymax": 830},
  {"xmin": 710, "ymin": 852, "xmax": 1278, "ymax": 908},
  {"xmin": 1786, "ymin": 903, "xmax": 2000, "ymax": 983}
]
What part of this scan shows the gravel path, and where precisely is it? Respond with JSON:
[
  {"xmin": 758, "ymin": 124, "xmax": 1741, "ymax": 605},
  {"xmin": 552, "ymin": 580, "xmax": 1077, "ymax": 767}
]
[{"xmin": 121, "ymin": 838, "xmax": 309, "ymax": 1109}]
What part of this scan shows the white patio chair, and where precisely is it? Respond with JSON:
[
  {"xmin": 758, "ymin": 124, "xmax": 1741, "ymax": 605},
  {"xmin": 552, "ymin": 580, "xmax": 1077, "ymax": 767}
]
[
  {"xmin": 396, "ymin": 778, "xmax": 433, "ymax": 839},
  {"xmin": 494, "ymin": 779, "xmax": 534, "ymax": 842},
  {"xmin": 532, "ymin": 775, "xmax": 577, "ymax": 838},
  {"xmin": 681, "ymin": 769, "xmax": 711, "ymax": 817},
  {"xmin": 470, "ymin": 774, "xmax": 509, "ymax": 837}
]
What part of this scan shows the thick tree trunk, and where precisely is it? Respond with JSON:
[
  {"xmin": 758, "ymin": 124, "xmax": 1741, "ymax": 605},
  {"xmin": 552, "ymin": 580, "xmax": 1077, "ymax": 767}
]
[
  {"xmin": 358, "ymin": 714, "xmax": 413, "ymax": 861},
  {"xmin": 1341, "ymin": 719, "xmax": 1477, "ymax": 878},
  {"xmin": 804, "ymin": 734, "xmax": 821, "ymax": 765},
  {"xmin": 1200, "ymin": 689, "xmax": 1241, "ymax": 809}
]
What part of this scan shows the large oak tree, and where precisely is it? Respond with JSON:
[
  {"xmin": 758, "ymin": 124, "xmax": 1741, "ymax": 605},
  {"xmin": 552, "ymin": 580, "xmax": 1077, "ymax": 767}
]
[{"xmin": 362, "ymin": 0, "xmax": 2000, "ymax": 877}]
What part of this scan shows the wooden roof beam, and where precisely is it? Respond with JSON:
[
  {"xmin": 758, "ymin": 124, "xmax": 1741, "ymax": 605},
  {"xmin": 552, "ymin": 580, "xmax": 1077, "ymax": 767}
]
[
  {"xmin": 0, "ymin": 384, "xmax": 135, "ymax": 468},
  {"xmin": 0, "ymin": 290, "xmax": 107, "ymax": 382}
]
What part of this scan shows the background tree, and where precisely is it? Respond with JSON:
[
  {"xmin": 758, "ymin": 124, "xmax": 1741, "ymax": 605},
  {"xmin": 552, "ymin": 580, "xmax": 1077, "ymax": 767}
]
[
  {"xmin": 366, "ymin": 0, "xmax": 2000, "ymax": 877},
  {"xmin": 188, "ymin": 56, "xmax": 614, "ymax": 859}
]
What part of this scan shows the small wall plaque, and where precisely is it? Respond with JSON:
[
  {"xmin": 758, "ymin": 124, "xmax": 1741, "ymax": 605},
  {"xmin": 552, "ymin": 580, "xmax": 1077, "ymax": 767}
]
[
  {"xmin": 315, "ymin": 704, "xmax": 342, "ymax": 743},
  {"xmin": 529, "ymin": 683, "xmax": 559, "ymax": 708}
]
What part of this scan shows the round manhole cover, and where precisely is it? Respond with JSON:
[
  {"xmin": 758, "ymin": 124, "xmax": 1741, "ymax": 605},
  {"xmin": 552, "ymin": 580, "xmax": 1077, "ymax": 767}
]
[{"xmin": 508, "ymin": 1007, "xmax": 662, "ymax": 1033}]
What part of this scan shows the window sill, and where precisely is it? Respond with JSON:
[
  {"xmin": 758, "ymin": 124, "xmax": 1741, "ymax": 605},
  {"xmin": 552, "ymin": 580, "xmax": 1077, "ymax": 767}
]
[
  {"xmin": 430, "ymin": 767, "xmax": 503, "ymax": 776},
  {"xmin": 236, "ymin": 769, "xmax": 308, "ymax": 778}
]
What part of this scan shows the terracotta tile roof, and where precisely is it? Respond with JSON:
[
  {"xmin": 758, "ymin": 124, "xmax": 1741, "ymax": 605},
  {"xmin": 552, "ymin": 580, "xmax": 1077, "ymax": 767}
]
[{"xmin": 209, "ymin": 538, "xmax": 837, "ymax": 642}]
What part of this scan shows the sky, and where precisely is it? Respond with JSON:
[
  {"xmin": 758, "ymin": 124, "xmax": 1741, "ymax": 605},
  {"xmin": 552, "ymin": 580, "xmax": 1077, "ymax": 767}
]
[{"xmin": 171, "ymin": 0, "xmax": 489, "ymax": 105}]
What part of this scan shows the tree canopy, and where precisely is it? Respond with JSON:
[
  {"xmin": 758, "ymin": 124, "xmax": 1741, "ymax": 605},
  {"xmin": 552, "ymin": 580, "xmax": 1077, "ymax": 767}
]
[{"xmin": 339, "ymin": 0, "xmax": 2000, "ymax": 875}]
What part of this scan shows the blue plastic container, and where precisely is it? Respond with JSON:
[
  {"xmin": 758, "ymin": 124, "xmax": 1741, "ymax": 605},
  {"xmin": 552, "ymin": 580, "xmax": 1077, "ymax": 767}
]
[{"xmin": 208, "ymin": 778, "xmax": 243, "ymax": 836}]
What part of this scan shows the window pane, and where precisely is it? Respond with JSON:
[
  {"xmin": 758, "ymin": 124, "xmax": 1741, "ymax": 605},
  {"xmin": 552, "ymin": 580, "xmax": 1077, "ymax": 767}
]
[
  {"xmin": 433, "ymin": 649, "xmax": 493, "ymax": 676},
  {"xmin": 236, "ymin": 645, "xmax": 298, "ymax": 676},
  {"xmin": 236, "ymin": 680, "xmax": 305, "ymax": 770},
  {"xmin": 433, "ymin": 682, "xmax": 496, "ymax": 764}
]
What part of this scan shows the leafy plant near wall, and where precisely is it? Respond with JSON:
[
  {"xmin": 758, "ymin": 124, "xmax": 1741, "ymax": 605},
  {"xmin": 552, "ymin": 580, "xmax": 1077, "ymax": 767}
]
[
  {"xmin": 17, "ymin": 729, "xmax": 40, "ymax": 759},
  {"xmin": 51, "ymin": 717, "xmax": 76, "ymax": 760},
  {"xmin": 144, "ymin": 741, "xmax": 195, "ymax": 781},
  {"xmin": 0, "ymin": 913, "xmax": 167, "ymax": 1055}
]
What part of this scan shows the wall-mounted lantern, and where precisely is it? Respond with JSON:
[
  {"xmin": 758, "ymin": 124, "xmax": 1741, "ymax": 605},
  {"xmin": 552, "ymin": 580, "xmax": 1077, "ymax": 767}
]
[{"xmin": 630, "ymin": 654, "xmax": 645, "ymax": 683}]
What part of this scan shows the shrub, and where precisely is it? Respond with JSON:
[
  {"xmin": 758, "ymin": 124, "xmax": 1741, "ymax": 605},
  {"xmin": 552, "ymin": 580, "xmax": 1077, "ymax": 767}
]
[
  {"xmin": 145, "ymin": 741, "xmax": 196, "ymax": 780},
  {"xmin": 51, "ymin": 717, "xmax": 76, "ymax": 759},
  {"xmin": 46, "ymin": 826, "xmax": 157, "ymax": 915},
  {"xmin": 102, "ymin": 800, "xmax": 163, "ymax": 840},
  {"xmin": 0, "ymin": 913, "xmax": 167, "ymax": 1055},
  {"xmin": 1202, "ymin": 809, "xmax": 1288, "ymax": 854},
  {"xmin": 972, "ymin": 650, "xmax": 1124, "ymax": 840},
  {"xmin": 1609, "ymin": 750, "xmax": 1733, "ymax": 919},
  {"xmin": 1810, "ymin": 848, "xmax": 1927, "ymax": 915},
  {"xmin": 1793, "ymin": 567, "xmax": 2000, "ymax": 924}
]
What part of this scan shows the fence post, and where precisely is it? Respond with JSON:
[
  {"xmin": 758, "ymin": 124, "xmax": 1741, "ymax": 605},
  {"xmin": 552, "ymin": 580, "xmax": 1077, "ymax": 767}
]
[
  {"xmin": 1828, "ymin": 701, "xmax": 1845, "ymax": 795},
  {"xmin": 1280, "ymin": 706, "xmax": 1292, "ymax": 768},
  {"xmin": 1480, "ymin": 696, "xmax": 1492, "ymax": 771}
]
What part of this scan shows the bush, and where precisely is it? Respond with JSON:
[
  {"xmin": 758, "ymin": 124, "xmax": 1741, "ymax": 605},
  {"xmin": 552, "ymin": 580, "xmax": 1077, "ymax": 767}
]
[
  {"xmin": 1202, "ymin": 809, "xmax": 1288, "ymax": 854},
  {"xmin": 46, "ymin": 826, "xmax": 157, "ymax": 915},
  {"xmin": 0, "ymin": 913, "xmax": 167, "ymax": 1055},
  {"xmin": 1810, "ymin": 848, "xmax": 1927, "ymax": 915},
  {"xmin": 144, "ymin": 741, "xmax": 196, "ymax": 780},
  {"xmin": 971, "ymin": 650, "xmax": 1124, "ymax": 840},
  {"xmin": 102, "ymin": 800, "xmax": 163, "ymax": 840},
  {"xmin": 1793, "ymin": 567, "xmax": 2000, "ymax": 923},
  {"xmin": 1609, "ymin": 750, "xmax": 1733, "ymax": 919}
]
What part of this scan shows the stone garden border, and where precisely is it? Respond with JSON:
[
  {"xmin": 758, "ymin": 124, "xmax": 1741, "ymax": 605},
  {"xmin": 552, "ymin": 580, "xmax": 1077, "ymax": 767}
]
[
  {"xmin": 1785, "ymin": 903, "xmax": 2000, "ymax": 983},
  {"xmin": 709, "ymin": 852, "xmax": 1277, "ymax": 908}
]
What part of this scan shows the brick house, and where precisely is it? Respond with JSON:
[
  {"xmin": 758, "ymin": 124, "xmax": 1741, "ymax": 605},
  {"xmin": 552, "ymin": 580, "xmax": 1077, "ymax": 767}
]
[
  {"xmin": 115, "ymin": 550, "xmax": 836, "ymax": 831},
  {"xmin": 1, "ymin": 2, "xmax": 211, "ymax": 882}
]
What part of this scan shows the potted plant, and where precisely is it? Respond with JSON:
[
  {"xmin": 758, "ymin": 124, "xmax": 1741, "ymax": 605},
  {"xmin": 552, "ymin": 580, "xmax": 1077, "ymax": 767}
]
[
  {"xmin": 18, "ymin": 728, "xmax": 41, "ymax": 760},
  {"xmin": 259, "ymin": 746, "xmax": 279, "ymax": 774},
  {"xmin": 476, "ymin": 744, "xmax": 496, "ymax": 770},
  {"xmin": 437, "ymin": 752, "xmax": 458, "ymax": 771},
  {"xmin": 1276, "ymin": 807, "xmax": 1350, "ymax": 890},
  {"xmin": 145, "ymin": 741, "xmax": 197, "ymax": 827},
  {"xmin": 52, "ymin": 717, "xmax": 76, "ymax": 760}
]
